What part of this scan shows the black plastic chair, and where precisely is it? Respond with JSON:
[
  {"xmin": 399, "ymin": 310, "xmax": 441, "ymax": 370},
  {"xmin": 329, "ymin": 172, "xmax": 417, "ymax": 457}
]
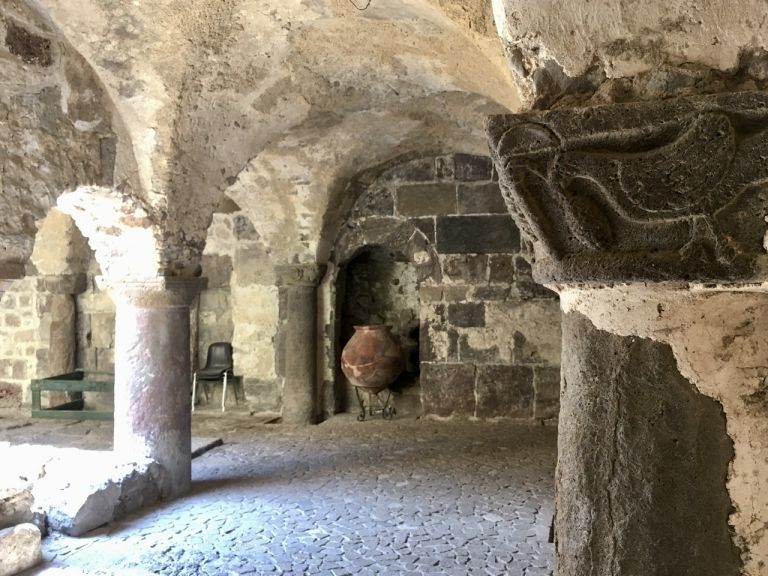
[{"xmin": 192, "ymin": 342, "xmax": 235, "ymax": 412}]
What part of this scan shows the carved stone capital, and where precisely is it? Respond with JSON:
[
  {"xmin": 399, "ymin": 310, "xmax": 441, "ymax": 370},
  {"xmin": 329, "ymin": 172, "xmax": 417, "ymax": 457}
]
[
  {"xmin": 488, "ymin": 91, "xmax": 768, "ymax": 284},
  {"xmin": 274, "ymin": 264, "xmax": 326, "ymax": 287},
  {"xmin": 103, "ymin": 277, "xmax": 207, "ymax": 308}
]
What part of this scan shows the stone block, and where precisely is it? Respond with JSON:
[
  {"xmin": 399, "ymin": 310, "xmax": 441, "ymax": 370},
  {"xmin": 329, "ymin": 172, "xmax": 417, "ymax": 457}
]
[
  {"xmin": 514, "ymin": 255, "xmax": 533, "ymax": 280},
  {"xmin": 489, "ymin": 255, "xmax": 516, "ymax": 284},
  {"xmin": 436, "ymin": 215, "xmax": 520, "ymax": 254},
  {"xmin": 40, "ymin": 457, "xmax": 162, "ymax": 536},
  {"xmin": 201, "ymin": 254, "xmax": 233, "ymax": 288},
  {"xmin": 475, "ymin": 365, "xmax": 534, "ymax": 418},
  {"xmin": 0, "ymin": 489, "xmax": 33, "ymax": 530},
  {"xmin": 441, "ymin": 285, "xmax": 471, "ymax": 302},
  {"xmin": 0, "ymin": 523, "xmax": 41, "ymax": 576},
  {"xmin": 457, "ymin": 183, "xmax": 507, "ymax": 214},
  {"xmin": 418, "ymin": 285, "xmax": 443, "ymax": 303},
  {"xmin": 435, "ymin": 155, "xmax": 455, "ymax": 180},
  {"xmin": 11, "ymin": 361, "xmax": 26, "ymax": 380},
  {"xmin": 396, "ymin": 183, "xmax": 457, "ymax": 217},
  {"xmin": 420, "ymin": 363, "xmax": 475, "ymax": 417},
  {"xmin": 350, "ymin": 184, "xmax": 394, "ymax": 219},
  {"xmin": 1, "ymin": 295, "xmax": 16, "ymax": 309},
  {"xmin": 458, "ymin": 335, "xmax": 499, "ymax": 363},
  {"xmin": 515, "ymin": 281, "xmax": 559, "ymax": 301},
  {"xmin": 409, "ymin": 217, "xmax": 435, "ymax": 242},
  {"xmin": 4, "ymin": 314, "xmax": 20, "ymax": 328},
  {"xmin": 388, "ymin": 158, "xmax": 435, "ymax": 182},
  {"xmin": 448, "ymin": 303, "xmax": 485, "ymax": 328},
  {"xmin": 453, "ymin": 154, "xmax": 492, "ymax": 181},
  {"xmin": 534, "ymin": 366, "xmax": 561, "ymax": 420},
  {"xmin": 90, "ymin": 313, "xmax": 115, "ymax": 349},
  {"xmin": 473, "ymin": 285, "xmax": 511, "ymax": 301},
  {"xmin": 442, "ymin": 254, "xmax": 488, "ymax": 284},
  {"xmin": 0, "ymin": 382, "xmax": 21, "ymax": 408}
]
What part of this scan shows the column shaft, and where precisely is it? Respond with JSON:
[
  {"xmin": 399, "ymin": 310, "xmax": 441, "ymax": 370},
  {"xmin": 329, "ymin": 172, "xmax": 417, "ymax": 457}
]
[
  {"xmin": 276, "ymin": 265, "xmax": 324, "ymax": 425},
  {"xmin": 557, "ymin": 309, "xmax": 740, "ymax": 576},
  {"xmin": 111, "ymin": 279, "xmax": 202, "ymax": 498}
]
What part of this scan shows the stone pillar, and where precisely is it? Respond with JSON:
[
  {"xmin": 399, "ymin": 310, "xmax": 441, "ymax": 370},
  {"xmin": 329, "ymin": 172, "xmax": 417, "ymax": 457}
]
[
  {"xmin": 275, "ymin": 264, "xmax": 325, "ymax": 425},
  {"xmin": 109, "ymin": 278, "xmax": 204, "ymax": 498},
  {"xmin": 35, "ymin": 275, "xmax": 87, "ymax": 380},
  {"xmin": 488, "ymin": 91, "xmax": 768, "ymax": 575}
]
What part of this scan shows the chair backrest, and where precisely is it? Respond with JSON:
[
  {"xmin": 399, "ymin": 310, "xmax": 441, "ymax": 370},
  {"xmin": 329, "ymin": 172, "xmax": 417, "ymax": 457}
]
[{"xmin": 205, "ymin": 342, "xmax": 233, "ymax": 370}]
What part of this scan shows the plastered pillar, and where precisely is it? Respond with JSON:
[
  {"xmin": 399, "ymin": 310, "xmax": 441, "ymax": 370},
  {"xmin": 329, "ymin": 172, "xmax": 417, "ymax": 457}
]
[
  {"xmin": 559, "ymin": 286, "xmax": 768, "ymax": 575},
  {"xmin": 275, "ymin": 264, "xmax": 325, "ymax": 425},
  {"xmin": 109, "ymin": 278, "xmax": 204, "ymax": 498}
]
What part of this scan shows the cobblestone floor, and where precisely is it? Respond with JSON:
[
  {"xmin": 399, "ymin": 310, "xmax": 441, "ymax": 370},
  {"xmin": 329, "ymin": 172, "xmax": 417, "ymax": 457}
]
[{"xmin": 21, "ymin": 415, "xmax": 556, "ymax": 576}]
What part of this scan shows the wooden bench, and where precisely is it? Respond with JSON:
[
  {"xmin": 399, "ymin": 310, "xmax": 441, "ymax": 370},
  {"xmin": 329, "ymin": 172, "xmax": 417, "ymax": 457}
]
[{"xmin": 30, "ymin": 370, "xmax": 114, "ymax": 421}]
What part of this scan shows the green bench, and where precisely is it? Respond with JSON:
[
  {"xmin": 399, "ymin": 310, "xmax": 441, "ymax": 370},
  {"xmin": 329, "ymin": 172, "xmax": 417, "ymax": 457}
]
[{"xmin": 30, "ymin": 370, "xmax": 114, "ymax": 421}]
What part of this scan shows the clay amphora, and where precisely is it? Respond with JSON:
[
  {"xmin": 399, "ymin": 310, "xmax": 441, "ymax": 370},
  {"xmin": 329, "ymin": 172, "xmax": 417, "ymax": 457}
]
[{"xmin": 341, "ymin": 325, "xmax": 404, "ymax": 392}]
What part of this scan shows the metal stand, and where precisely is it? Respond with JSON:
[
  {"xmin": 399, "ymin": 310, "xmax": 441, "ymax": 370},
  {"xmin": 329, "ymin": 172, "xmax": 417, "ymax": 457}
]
[{"xmin": 354, "ymin": 387, "xmax": 396, "ymax": 421}]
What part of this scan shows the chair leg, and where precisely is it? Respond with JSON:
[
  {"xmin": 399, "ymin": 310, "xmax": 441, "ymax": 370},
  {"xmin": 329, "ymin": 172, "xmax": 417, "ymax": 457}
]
[
  {"xmin": 192, "ymin": 373, "xmax": 197, "ymax": 413},
  {"xmin": 221, "ymin": 372, "xmax": 228, "ymax": 412}
]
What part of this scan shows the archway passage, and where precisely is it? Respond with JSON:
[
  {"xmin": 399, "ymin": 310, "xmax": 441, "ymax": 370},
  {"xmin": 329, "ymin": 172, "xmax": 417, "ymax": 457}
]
[
  {"xmin": 323, "ymin": 153, "xmax": 563, "ymax": 421},
  {"xmin": 339, "ymin": 245, "xmax": 422, "ymax": 414}
]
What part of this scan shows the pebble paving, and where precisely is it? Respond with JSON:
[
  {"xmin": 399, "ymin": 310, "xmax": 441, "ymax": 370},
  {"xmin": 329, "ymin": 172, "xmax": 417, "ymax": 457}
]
[{"xmin": 26, "ymin": 416, "xmax": 556, "ymax": 576}]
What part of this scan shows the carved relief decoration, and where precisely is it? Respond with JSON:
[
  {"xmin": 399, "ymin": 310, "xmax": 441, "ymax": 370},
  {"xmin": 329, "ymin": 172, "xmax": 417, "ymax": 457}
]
[{"xmin": 488, "ymin": 92, "xmax": 768, "ymax": 283}]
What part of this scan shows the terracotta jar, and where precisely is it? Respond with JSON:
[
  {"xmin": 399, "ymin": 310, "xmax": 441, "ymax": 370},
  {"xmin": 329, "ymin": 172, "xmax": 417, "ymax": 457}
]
[{"xmin": 341, "ymin": 325, "xmax": 404, "ymax": 392}]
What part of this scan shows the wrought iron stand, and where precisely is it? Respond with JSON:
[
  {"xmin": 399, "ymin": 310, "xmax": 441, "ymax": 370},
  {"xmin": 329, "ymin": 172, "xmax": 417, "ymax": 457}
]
[{"xmin": 354, "ymin": 387, "xmax": 396, "ymax": 421}]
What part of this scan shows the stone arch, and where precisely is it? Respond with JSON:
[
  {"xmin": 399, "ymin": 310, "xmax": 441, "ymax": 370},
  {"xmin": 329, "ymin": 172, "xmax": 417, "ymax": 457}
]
[
  {"xmin": 0, "ymin": 1, "xmax": 142, "ymax": 280},
  {"xmin": 319, "ymin": 152, "xmax": 563, "ymax": 421}
]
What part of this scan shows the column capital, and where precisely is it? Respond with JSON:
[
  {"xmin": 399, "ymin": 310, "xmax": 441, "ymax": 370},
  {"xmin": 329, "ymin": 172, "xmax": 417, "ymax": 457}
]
[
  {"xmin": 488, "ymin": 91, "xmax": 768, "ymax": 285},
  {"xmin": 102, "ymin": 276, "xmax": 207, "ymax": 308},
  {"xmin": 35, "ymin": 274, "xmax": 88, "ymax": 295},
  {"xmin": 274, "ymin": 263, "xmax": 326, "ymax": 287}
]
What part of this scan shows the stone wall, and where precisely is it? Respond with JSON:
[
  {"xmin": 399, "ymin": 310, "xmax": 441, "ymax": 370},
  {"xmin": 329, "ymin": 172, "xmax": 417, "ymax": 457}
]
[
  {"xmin": 0, "ymin": 279, "xmax": 37, "ymax": 407},
  {"xmin": 199, "ymin": 210, "xmax": 281, "ymax": 412},
  {"xmin": 326, "ymin": 154, "xmax": 562, "ymax": 420}
]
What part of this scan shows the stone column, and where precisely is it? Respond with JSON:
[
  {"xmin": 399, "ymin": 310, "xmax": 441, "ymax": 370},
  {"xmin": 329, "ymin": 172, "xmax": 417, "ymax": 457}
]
[
  {"xmin": 488, "ymin": 91, "xmax": 768, "ymax": 575},
  {"xmin": 109, "ymin": 277, "xmax": 204, "ymax": 498},
  {"xmin": 35, "ymin": 275, "xmax": 87, "ymax": 406},
  {"xmin": 275, "ymin": 264, "xmax": 325, "ymax": 425}
]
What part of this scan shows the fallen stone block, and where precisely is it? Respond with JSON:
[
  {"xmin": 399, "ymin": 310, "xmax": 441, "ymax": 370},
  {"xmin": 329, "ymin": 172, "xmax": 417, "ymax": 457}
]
[
  {"xmin": 36, "ymin": 455, "xmax": 162, "ymax": 536},
  {"xmin": 0, "ymin": 488, "xmax": 33, "ymax": 530},
  {"xmin": 0, "ymin": 523, "xmax": 41, "ymax": 576}
]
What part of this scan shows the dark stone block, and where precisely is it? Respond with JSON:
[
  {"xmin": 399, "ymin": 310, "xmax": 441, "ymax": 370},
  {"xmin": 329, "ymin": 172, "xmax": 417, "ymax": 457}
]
[
  {"xmin": 533, "ymin": 366, "xmax": 561, "ymax": 420},
  {"xmin": 515, "ymin": 281, "xmax": 558, "ymax": 300},
  {"xmin": 454, "ymin": 154, "xmax": 493, "ymax": 181},
  {"xmin": 396, "ymin": 183, "xmax": 457, "ymax": 217},
  {"xmin": 100, "ymin": 138, "xmax": 117, "ymax": 186},
  {"xmin": 475, "ymin": 365, "xmax": 534, "ymax": 418},
  {"xmin": 350, "ymin": 186, "xmax": 394, "ymax": 219},
  {"xmin": 420, "ymin": 363, "xmax": 475, "ymax": 417},
  {"xmin": 6, "ymin": 21, "xmax": 52, "ymax": 66},
  {"xmin": 458, "ymin": 183, "xmax": 507, "ymax": 214},
  {"xmin": 473, "ymin": 285, "xmax": 511, "ymax": 301},
  {"xmin": 388, "ymin": 158, "xmax": 435, "ymax": 182},
  {"xmin": 442, "ymin": 254, "xmax": 488, "ymax": 284},
  {"xmin": 514, "ymin": 255, "xmax": 533, "ymax": 280},
  {"xmin": 436, "ymin": 215, "xmax": 520, "ymax": 254},
  {"xmin": 409, "ymin": 217, "xmax": 435, "ymax": 242},
  {"xmin": 435, "ymin": 156, "xmax": 455, "ymax": 180},
  {"xmin": 448, "ymin": 302, "xmax": 485, "ymax": 327},
  {"xmin": 489, "ymin": 255, "xmax": 516, "ymax": 284},
  {"xmin": 458, "ymin": 335, "xmax": 499, "ymax": 363}
]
